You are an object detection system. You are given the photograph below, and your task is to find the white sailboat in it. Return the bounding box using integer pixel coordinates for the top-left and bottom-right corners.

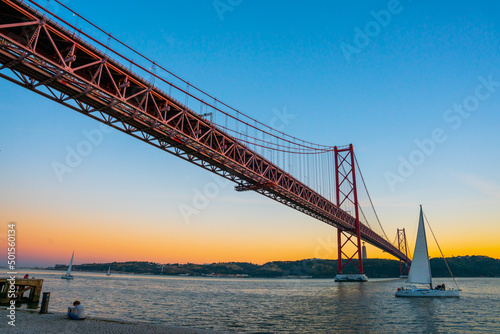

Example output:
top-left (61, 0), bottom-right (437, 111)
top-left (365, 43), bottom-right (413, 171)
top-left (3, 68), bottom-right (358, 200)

top-left (106, 266), bottom-right (111, 276)
top-left (395, 206), bottom-right (459, 297)
top-left (61, 251), bottom-right (75, 280)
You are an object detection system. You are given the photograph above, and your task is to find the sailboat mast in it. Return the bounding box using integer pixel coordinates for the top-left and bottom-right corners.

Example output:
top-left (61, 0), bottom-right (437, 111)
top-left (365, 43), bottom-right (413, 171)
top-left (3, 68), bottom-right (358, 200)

top-left (419, 206), bottom-right (433, 289)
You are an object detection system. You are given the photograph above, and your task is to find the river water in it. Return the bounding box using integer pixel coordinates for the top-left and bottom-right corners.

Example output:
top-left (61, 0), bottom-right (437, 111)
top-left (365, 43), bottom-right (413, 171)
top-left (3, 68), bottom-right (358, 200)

top-left (11, 270), bottom-right (500, 333)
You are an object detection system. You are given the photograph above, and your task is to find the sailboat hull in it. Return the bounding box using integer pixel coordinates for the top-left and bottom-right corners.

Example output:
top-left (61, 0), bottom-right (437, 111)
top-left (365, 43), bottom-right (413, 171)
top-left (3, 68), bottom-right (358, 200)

top-left (395, 288), bottom-right (459, 297)
top-left (61, 275), bottom-right (74, 280)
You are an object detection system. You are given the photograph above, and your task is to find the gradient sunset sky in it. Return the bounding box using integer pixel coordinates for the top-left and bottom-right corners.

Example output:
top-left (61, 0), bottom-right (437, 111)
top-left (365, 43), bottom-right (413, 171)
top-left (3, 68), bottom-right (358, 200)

top-left (1, 0), bottom-right (499, 267)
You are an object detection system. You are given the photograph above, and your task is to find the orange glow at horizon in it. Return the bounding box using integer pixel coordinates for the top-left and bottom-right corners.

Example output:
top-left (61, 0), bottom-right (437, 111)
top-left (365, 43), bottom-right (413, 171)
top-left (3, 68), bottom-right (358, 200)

top-left (8, 210), bottom-right (500, 267)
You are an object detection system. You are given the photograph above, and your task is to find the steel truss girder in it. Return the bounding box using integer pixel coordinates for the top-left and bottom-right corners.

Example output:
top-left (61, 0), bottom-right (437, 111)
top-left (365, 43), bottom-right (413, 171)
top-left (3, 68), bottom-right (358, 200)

top-left (0, 0), bottom-right (409, 263)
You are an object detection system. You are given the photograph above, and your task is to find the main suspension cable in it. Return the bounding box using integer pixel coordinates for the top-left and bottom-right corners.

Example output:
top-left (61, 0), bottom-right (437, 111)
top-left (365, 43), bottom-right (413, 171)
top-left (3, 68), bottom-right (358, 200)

top-left (37, 0), bottom-right (335, 151)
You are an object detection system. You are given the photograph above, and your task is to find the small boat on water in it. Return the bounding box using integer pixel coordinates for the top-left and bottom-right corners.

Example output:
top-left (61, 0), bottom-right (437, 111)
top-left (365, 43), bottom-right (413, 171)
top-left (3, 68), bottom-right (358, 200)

top-left (61, 251), bottom-right (75, 280)
top-left (395, 206), bottom-right (460, 298)
top-left (106, 267), bottom-right (111, 276)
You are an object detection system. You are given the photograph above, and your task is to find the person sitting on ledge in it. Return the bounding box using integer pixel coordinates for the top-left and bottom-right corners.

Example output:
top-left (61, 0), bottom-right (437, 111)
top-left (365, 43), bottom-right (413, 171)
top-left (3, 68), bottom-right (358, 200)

top-left (24, 274), bottom-right (29, 278)
top-left (67, 300), bottom-right (86, 320)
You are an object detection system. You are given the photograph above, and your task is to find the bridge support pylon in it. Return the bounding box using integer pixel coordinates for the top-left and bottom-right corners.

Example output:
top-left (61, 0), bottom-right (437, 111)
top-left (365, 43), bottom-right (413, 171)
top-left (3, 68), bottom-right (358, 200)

top-left (334, 144), bottom-right (367, 282)
top-left (397, 228), bottom-right (410, 278)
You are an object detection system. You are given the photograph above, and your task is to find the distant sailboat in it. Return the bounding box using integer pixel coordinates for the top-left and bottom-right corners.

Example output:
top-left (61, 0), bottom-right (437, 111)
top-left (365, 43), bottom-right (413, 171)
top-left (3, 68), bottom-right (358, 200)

top-left (395, 206), bottom-right (459, 297)
top-left (106, 266), bottom-right (111, 276)
top-left (61, 251), bottom-right (75, 280)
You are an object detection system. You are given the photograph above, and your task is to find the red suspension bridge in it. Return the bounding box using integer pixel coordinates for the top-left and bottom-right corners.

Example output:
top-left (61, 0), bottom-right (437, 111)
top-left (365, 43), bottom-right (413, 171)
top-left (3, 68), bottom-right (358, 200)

top-left (0, 0), bottom-right (410, 278)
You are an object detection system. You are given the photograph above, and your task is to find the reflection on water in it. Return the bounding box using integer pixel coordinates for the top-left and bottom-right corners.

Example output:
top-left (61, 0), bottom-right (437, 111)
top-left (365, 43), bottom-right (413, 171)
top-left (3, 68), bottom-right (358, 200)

top-left (9, 270), bottom-right (500, 333)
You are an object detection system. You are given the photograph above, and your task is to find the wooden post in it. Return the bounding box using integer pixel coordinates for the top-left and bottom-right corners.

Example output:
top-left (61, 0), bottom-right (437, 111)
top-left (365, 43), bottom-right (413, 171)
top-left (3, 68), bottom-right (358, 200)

top-left (39, 292), bottom-right (50, 314)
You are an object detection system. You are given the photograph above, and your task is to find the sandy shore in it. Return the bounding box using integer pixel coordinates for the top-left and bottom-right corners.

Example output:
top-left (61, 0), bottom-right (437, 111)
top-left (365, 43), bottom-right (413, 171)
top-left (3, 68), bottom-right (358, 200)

top-left (0, 309), bottom-right (232, 334)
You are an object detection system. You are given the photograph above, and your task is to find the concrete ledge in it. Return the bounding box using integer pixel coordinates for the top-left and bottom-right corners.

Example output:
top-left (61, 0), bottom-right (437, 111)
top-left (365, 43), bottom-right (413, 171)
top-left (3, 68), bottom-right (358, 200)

top-left (0, 309), bottom-right (232, 333)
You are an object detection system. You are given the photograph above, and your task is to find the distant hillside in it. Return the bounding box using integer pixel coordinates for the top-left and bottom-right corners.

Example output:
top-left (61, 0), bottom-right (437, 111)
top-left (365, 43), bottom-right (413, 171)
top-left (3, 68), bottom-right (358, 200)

top-left (430, 256), bottom-right (500, 277)
top-left (62, 256), bottom-right (499, 278)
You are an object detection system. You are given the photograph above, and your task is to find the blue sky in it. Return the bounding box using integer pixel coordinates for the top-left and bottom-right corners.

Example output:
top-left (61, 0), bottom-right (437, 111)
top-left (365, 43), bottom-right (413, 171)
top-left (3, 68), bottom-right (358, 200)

top-left (1, 0), bottom-right (499, 266)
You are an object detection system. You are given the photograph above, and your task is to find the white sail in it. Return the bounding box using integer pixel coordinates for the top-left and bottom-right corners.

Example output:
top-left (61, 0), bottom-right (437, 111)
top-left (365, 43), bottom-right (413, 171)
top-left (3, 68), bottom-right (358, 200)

top-left (66, 251), bottom-right (74, 276)
top-left (406, 206), bottom-right (432, 285)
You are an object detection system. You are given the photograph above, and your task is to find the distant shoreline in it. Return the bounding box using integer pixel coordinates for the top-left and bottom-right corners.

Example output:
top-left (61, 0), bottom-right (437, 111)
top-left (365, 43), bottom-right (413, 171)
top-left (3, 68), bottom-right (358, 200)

top-left (10, 256), bottom-right (500, 279)
top-left (10, 268), bottom-right (500, 280)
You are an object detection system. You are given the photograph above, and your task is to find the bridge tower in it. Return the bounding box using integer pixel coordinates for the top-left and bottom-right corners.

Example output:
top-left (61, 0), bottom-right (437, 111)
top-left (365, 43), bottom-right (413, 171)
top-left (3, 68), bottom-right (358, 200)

top-left (334, 144), bottom-right (367, 282)
top-left (397, 228), bottom-right (410, 277)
